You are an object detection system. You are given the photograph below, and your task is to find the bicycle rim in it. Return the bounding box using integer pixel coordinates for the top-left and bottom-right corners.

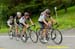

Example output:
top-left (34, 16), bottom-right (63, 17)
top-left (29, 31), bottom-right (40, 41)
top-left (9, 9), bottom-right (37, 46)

top-left (30, 30), bottom-right (38, 43)
top-left (51, 29), bottom-right (63, 45)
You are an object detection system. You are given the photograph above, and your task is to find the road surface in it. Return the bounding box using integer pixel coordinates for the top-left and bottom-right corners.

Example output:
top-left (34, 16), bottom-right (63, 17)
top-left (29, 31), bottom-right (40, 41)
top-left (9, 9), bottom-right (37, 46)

top-left (0, 28), bottom-right (75, 49)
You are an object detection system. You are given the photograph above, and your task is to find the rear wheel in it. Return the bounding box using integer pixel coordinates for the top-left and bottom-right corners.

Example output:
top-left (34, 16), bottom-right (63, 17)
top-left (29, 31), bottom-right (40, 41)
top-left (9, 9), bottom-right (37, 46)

top-left (39, 30), bottom-right (48, 44)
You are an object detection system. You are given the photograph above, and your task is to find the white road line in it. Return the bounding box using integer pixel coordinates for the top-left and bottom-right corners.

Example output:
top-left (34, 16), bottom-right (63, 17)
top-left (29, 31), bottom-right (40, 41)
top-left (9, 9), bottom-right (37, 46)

top-left (63, 36), bottom-right (75, 37)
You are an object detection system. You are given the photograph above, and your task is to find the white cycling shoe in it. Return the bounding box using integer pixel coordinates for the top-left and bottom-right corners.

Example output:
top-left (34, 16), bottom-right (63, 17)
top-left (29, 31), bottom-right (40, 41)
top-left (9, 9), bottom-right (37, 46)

top-left (22, 37), bottom-right (26, 41)
top-left (41, 38), bottom-right (48, 43)
top-left (16, 37), bottom-right (20, 41)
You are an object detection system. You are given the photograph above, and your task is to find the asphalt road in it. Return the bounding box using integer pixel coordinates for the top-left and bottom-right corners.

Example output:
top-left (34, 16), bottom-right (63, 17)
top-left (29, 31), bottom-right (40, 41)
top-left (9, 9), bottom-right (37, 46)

top-left (0, 28), bottom-right (75, 49)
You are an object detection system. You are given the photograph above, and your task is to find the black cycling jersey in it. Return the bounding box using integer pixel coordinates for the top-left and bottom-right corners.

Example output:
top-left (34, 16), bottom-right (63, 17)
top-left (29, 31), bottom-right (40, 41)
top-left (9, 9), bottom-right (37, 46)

top-left (15, 16), bottom-right (20, 24)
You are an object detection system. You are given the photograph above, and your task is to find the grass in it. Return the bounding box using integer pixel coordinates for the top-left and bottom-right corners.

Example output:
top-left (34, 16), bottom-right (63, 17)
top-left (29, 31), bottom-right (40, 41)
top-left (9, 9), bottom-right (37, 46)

top-left (0, 6), bottom-right (75, 33)
top-left (56, 6), bottom-right (75, 29)
top-left (0, 27), bottom-right (8, 34)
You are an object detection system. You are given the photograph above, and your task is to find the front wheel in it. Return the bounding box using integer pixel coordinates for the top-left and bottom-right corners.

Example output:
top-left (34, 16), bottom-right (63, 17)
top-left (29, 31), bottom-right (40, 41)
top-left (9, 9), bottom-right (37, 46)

top-left (51, 29), bottom-right (63, 45)
top-left (30, 30), bottom-right (38, 43)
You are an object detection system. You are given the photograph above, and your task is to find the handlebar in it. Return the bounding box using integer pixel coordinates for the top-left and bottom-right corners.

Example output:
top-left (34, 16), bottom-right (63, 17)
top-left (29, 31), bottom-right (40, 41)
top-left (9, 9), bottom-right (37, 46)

top-left (27, 24), bottom-right (36, 29)
top-left (48, 23), bottom-right (59, 29)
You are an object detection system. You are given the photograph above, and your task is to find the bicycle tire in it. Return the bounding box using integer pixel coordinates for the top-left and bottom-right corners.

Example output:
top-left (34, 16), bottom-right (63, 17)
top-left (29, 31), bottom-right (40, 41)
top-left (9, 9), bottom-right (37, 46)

top-left (29, 30), bottom-right (38, 43)
top-left (38, 29), bottom-right (48, 44)
top-left (51, 29), bottom-right (63, 45)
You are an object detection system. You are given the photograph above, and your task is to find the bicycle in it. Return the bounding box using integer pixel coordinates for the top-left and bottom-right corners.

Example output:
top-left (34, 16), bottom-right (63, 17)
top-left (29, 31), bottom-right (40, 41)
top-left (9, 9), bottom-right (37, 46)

top-left (8, 25), bottom-right (15, 39)
top-left (36, 24), bottom-right (63, 45)
top-left (8, 24), bottom-right (23, 41)
top-left (21, 25), bottom-right (38, 43)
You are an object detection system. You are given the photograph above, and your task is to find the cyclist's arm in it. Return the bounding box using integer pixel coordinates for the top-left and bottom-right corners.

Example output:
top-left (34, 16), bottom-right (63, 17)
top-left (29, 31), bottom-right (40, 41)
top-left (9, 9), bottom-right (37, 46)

top-left (43, 19), bottom-right (48, 26)
top-left (20, 19), bottom-right (27, 27)
top-left (14, 18), bottom-right (17, 25)
top-left (50, 17), bottom-right (57, 24)
top-left (22, 22), bottom-right (28, 27)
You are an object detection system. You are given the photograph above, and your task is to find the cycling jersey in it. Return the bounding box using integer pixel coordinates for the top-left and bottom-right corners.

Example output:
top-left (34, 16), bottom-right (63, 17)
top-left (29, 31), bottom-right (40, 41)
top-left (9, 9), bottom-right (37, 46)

top-left (7, 19), bottom-right (14, 27)
top-left (38, 14), bottom-right (46, 22)
top-left (15, 16), bottom-right (21, 24)
top-left (19, 16), bottom-right (26, 24)
top-left (19, 16), bottom-right (31, 25)
top-left (38, 12), bottom-right (48, 28)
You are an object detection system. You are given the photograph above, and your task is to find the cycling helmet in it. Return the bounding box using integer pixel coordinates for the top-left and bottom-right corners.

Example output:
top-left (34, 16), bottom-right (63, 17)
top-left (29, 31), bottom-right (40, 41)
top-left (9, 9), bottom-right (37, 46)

top-left (24, 12), bottom-right (30, 16)
top-left (45, 9), bottom-right (51, 15)
top-left (17, 12), bottom-right (21, 16)
top-left (9, 16), bottom-right (13, 19)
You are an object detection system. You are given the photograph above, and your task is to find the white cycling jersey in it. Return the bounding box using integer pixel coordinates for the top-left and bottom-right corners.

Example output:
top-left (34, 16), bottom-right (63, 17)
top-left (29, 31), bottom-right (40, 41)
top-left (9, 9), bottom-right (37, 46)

top-left (19, 16), bottom-right (26, 24)
top-left (7, 19), bottom-right (13, 27)
top-left (7, 19), bottom-right (13, 24)
top-left (38, 13), bottom-right (46, 22)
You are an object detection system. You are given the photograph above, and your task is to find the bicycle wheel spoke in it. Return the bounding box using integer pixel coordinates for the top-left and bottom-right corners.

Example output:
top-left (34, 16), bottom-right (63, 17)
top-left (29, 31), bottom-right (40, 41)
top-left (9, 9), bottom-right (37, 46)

top-left (30, 30), bottom-right (38, 43)
top-left (51, 29), bottom-right (63, 45)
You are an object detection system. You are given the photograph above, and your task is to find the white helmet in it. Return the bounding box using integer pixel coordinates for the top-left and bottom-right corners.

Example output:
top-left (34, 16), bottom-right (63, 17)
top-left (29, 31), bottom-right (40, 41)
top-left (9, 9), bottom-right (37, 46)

top-left (17, 12), bottom-right (21, 16)
top-left (9, 16), bottom-right (13, 19)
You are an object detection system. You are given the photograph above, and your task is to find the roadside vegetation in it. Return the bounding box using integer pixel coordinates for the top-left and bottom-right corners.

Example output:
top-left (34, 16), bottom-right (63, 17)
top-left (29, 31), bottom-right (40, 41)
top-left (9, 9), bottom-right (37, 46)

top-left (0, 6), bottom-right (75, 33)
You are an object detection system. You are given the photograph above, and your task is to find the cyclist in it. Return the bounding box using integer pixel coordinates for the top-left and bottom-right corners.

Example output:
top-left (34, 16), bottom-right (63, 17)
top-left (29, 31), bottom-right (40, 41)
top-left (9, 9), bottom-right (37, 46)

top-left (19, 12), bottom-right (34, 38)
top-left (38, 9), bottom-right (57, 42)
top-left (14, 12), bottom-right (22, 39)
top-left (7, 16), bottom-right (14, 32)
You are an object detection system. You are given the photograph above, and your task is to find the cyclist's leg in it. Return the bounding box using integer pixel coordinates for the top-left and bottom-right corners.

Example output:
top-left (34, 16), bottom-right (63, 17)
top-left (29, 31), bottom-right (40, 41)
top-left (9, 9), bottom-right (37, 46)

top-left (15, 24), bottom-right (19, 36)
top-left (42, 24), bottom-right (47, 38)
top-left (22, 25), bottom-right (26, 36)
top-left (38, 22), bottom-right (44, 32)
top-left (39, 22), bottom-right (45, 38)
top-left (8, 23), bottom-right (13, 32)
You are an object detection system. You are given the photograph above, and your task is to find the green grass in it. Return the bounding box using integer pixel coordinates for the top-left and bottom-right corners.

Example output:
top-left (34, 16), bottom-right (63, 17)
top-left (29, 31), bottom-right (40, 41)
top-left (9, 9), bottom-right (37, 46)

top-left (56, 6), bottom-right (75, 29)
top-left (0, 27), bottom-right (8, 33)
top-left (0, 6), bottom-right (75, 33)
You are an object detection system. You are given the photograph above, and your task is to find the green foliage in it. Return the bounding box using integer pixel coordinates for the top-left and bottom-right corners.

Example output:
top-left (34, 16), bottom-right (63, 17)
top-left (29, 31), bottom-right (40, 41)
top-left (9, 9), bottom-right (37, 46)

top-left (0, 4), bottom-right (8, 28)
top-left (0, 0), bottom-right (75, 30)
top-left (56, 6), bottom-right (75, 29)
top-left (0, 6), bottom-right (75, 33)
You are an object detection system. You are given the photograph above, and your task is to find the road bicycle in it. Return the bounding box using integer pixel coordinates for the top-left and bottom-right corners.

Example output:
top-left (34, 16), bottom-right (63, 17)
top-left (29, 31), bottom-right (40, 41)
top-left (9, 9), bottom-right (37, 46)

top-left (36, 24), bottom-right (63, 45)
top-left (8, 25), bottom-right (16, 39)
